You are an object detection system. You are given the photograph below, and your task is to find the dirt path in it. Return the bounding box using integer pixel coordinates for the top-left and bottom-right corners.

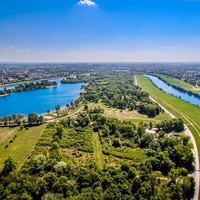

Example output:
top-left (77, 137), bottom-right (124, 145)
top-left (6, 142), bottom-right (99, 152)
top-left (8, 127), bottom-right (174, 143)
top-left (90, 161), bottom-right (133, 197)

top-left (47, 106), bottom-right (84, 123)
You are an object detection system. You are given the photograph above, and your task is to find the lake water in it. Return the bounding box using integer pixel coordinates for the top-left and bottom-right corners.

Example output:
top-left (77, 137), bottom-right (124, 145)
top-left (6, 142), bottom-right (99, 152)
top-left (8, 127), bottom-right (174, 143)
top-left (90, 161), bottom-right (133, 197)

top-left (0, 78), bottom-right (84, 116)
top-left (146, 75), bottom-right (200, 107)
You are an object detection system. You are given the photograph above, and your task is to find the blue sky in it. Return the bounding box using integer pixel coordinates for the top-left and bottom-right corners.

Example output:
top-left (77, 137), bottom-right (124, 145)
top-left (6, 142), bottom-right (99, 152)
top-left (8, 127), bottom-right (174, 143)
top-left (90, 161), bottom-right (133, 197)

top-left (0, 0), bottom-right (200, 62)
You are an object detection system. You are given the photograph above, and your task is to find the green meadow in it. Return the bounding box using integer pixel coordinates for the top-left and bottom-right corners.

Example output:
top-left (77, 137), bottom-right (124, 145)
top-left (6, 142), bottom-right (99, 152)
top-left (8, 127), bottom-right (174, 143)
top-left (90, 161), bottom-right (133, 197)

top-left (0, 124), bottom-right (45, 170)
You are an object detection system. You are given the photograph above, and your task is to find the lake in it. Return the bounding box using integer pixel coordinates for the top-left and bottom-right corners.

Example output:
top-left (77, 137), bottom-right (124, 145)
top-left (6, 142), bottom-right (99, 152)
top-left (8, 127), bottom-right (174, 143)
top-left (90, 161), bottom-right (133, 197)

top-left (0, 78), bottom-right (84, 116)
top-left (146, 75), bottom-right (200, 107)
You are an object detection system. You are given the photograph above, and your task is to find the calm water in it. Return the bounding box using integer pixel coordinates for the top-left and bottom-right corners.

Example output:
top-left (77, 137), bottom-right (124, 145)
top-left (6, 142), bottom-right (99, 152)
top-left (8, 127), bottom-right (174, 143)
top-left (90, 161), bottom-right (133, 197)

top-left (0, 78), bottom-right (83, 116)
top-left (146, 75), bottom-right (200, 107)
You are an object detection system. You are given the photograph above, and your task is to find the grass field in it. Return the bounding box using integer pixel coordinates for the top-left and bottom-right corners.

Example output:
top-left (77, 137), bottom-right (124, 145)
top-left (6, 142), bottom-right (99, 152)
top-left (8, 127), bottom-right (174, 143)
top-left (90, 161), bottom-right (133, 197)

top-left (156, 74), bottom-right (200, 94)
top-left (93, 132), bottom-right (105, 169)
top-left (0, 124), bottom-right (45, 170)
top-left (137, 75), bottom-right (200, 159)
top-left (88, 102), bottom-right (169, 125)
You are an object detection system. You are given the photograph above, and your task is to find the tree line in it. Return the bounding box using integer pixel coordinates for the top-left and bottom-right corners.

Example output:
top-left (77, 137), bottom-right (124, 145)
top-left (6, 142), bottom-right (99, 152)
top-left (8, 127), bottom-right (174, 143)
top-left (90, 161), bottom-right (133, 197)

top-left (0, 113), bottom-right (44, 126)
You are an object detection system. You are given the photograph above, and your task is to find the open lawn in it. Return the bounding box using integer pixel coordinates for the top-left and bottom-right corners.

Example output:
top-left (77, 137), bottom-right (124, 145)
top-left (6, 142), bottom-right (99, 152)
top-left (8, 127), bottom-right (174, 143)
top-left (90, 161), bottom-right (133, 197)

top-left (93, 132), bottom-right (105, 169)
top-left (156, 74), bottom-right (200, 94)
top-left (0, 124), bottom-right (45, 170)
top-left (137, 75), bottom-right (200, 159)
top-left (88, 102), bottom-right (169, 125)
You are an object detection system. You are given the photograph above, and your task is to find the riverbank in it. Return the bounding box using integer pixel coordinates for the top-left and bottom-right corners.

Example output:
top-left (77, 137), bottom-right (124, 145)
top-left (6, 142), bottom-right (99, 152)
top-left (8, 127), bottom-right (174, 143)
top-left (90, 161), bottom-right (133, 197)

top-left (153, 74), bottom-right (200, 96)
top-left (146, 74), bottom-right (200, 107)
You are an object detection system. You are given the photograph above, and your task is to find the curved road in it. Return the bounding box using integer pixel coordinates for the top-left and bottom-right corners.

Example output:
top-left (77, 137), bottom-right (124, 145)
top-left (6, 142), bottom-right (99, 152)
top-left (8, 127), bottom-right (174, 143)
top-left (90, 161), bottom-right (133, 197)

top-left (134, 75), bottom-right (199, 200)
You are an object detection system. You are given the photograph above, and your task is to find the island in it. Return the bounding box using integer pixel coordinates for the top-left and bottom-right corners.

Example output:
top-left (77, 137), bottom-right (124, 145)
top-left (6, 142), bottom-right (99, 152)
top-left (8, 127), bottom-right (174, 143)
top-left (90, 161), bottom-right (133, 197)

top-left (0, 89), bottom-right (11, 97)
top-left (13, 80), bottom-right (57, 92)
top-left (0, 80), bottom-right (57, 97)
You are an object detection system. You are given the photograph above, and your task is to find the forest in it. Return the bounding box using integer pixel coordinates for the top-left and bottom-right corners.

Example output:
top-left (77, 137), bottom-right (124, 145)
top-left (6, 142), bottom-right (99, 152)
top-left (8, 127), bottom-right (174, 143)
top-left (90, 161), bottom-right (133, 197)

top-left (0, 112), bottom-right (194, 199)
top-left (0, 71), bottom-right (195, 200)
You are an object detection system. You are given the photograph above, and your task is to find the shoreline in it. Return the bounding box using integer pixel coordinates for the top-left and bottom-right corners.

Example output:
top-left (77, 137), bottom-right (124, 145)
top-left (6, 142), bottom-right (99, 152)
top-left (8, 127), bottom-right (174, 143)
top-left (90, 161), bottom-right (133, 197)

top-left (0, 93), bottom-right (10, 97)
top-left (0, 81), bottom-right (85, 118)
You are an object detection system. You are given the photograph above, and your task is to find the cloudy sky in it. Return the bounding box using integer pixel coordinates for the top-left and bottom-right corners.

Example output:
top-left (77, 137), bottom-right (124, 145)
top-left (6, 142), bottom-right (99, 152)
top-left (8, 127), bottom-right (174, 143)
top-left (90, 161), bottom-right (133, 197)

top-left (0, 0), bottom-right (200, 62)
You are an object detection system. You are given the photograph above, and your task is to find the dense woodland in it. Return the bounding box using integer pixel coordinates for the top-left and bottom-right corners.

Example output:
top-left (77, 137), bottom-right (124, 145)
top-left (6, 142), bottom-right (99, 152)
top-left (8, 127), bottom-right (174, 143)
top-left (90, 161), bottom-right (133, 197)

top-left (0, 72), bottom-right (195, 199)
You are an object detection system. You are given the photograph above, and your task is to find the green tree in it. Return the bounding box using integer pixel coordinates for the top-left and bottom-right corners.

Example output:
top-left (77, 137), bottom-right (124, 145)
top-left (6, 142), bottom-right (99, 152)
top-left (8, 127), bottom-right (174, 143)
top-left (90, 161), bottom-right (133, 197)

top-left (55, 105), bottom-right (61, 112)
top-left (84, 104), bottom-right (89, 111)
top-left (149, 122), bottom-right (153, 129)
top-left (182, 176), bottom-right (195, 200)
top-left (39, 115), bottom-right (44, 123)
top-left (2, 156), bottom-right (17, 174)
top-left (102, 126), bottom-right (109, 137)
top-left (47, 108), bottom-right (51, 114)
top-left (51, 142), bottom-right (60, 150)
top-left (28, 113), bottom-right (39, 124)
top-left (112, 138), bottom-right (121, 147)
top-left (55, 126), bottom-right (63, 139)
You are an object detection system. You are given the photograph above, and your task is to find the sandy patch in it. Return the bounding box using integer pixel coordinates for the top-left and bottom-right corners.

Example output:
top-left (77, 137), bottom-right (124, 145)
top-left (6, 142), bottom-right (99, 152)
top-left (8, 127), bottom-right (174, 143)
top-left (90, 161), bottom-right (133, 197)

top-left (0, 128), bottom-right (16, 145)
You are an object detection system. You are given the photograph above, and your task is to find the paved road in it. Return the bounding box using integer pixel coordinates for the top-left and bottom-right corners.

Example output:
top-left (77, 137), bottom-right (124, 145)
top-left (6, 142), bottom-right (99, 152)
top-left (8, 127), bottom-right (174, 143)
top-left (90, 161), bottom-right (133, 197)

top-left (135, 75), bottom-right (199, 200)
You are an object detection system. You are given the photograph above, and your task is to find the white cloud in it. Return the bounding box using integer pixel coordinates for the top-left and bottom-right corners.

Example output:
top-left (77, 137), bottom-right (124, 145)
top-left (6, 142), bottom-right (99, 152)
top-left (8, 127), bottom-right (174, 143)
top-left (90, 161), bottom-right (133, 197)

top-left (148, 50), bottom-right (157, 53)
top-left (62, 52), bottom-right (70, 55)
top-left (78, 0), bottom-right (96, 6)
top-left (23, 50), bottom-right (30, 53)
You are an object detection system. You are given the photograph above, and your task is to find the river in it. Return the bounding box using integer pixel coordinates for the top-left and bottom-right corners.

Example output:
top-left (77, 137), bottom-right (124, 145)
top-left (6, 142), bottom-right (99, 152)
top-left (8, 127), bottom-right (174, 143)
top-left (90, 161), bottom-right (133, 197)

top-left (0, 78), bottom-right (84, 116)
top-left (146, 75), bottom-right (200, 107)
